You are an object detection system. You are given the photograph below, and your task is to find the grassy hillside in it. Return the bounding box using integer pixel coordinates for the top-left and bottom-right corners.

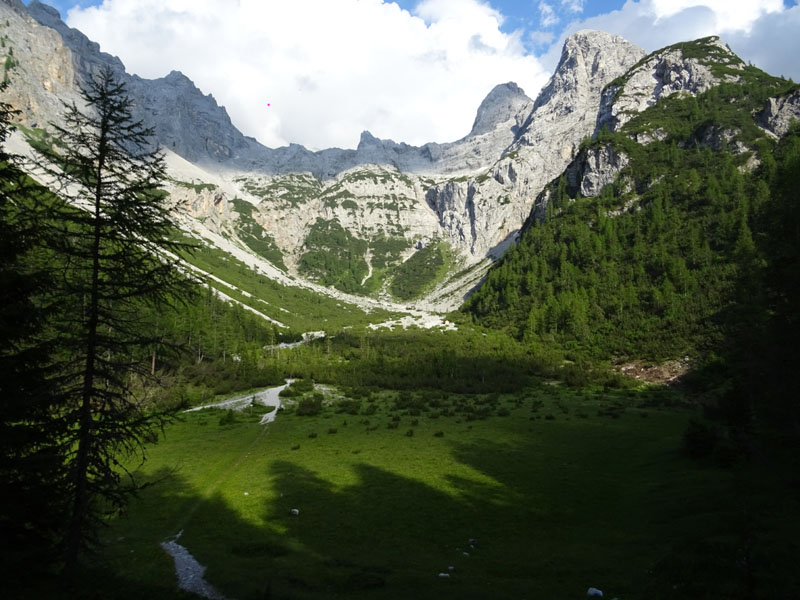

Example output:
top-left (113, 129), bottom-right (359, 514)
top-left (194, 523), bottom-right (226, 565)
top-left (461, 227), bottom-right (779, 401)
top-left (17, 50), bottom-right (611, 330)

top-left (177, 237), bottom-right (399, 332)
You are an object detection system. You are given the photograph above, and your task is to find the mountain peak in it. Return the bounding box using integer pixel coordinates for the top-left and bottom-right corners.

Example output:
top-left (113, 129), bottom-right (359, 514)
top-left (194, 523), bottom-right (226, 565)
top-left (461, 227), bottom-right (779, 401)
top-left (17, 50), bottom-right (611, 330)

top-left (469, 82), bottom-right (531, 137)
top-left (533, 29), bottom-right (645, 112)
top-left (358, 130), bottom-right (380, 148)
top-left (25, 0), bottom-right (60, 22)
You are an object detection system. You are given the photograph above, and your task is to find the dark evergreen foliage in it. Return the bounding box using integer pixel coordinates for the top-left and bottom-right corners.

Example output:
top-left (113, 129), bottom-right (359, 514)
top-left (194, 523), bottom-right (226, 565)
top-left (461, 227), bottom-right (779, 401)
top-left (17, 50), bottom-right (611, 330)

top-left (29, 67), bottom-right (197, 566)
top-left (0, 85), bottom-right (69, 578)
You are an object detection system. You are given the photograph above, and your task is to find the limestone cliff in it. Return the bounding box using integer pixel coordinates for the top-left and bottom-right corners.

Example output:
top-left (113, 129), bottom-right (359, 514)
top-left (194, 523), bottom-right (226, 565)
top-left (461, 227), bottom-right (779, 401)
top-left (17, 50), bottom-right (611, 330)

top-left (425, 30), bottom-right (646, 258)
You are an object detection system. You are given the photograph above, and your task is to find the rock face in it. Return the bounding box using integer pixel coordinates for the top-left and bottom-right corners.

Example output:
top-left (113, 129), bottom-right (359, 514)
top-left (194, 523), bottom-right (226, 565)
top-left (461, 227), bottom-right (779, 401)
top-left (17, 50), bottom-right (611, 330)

top-left (758, 90), bottom-right (800, 138)
top-left (570, 145), bottom-right (630, 197)
top-left (23, 0), bottom-right (261, 166)
top-left (425, 30), bottom-right (646, 257)
top-left (230, 165), bottom-right (441, 273)
top-left (596, 36), bottom-right (743, 133)
top-left (348, 82), bottom-right (534, 176)
top-left (0, 0), bottom-right (80, 129)
top-left (469, 82), bottom-right (532, 137)
top-left (127, 70), bottom-right (253, 163)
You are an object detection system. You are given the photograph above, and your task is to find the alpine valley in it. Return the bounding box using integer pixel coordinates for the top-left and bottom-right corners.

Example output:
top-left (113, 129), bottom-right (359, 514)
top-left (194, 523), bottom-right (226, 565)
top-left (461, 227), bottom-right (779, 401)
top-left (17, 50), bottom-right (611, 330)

top-left (2, 0), bottom-right (799, 599)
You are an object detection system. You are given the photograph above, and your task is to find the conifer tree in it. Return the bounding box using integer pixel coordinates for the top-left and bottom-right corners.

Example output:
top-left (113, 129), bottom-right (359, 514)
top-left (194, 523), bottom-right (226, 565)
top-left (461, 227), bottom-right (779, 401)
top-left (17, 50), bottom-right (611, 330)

top-left (31, 66), bottom-right (194, 567)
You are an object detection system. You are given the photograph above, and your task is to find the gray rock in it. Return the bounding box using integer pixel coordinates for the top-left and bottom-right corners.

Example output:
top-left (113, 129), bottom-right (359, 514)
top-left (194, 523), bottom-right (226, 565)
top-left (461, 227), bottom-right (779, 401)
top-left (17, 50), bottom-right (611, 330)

top-left (596, 36), bottom-right (742, 134)
top-left (426, 30), bottom-right (644, 257)
top-left (757, 90), bottom-right (800, 138)
top-left (572, 145), bottom-right (630, 197)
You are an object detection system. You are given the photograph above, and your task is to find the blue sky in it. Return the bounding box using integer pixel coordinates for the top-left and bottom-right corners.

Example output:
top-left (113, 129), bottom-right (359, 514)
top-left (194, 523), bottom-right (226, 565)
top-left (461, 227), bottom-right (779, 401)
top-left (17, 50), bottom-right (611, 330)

top-left (25, 1), bottom-right (800, 149)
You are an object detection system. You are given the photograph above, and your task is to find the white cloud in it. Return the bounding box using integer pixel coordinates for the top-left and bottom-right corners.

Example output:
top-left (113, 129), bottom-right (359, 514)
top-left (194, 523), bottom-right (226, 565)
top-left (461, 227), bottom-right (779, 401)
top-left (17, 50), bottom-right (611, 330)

top-left (649, 0), bottom-right (783, 31)
top-left (537, 0), bottom-right (797, 80)
top-left (561, 0), bottom-right (585, 13)
top-left (724, 4), bottom-right (800, 81)
top-left (538, 2), bottom-right (559, 27)
top-left (528, 29), bottom-right (556, 47)
top-left (66, 0), bottom-right (549, 150)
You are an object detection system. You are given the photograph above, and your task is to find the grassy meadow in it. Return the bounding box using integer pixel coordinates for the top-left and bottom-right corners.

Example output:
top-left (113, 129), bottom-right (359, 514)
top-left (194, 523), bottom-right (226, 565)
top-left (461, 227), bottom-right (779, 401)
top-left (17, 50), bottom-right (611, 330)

top-left (28, 380), bottom-right (790, 600)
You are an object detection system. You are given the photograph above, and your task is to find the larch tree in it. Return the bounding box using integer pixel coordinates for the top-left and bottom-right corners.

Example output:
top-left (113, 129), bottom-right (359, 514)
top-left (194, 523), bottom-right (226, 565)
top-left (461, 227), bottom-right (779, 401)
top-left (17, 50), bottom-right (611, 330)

top-left (31, 66), bottom-right (195, 568)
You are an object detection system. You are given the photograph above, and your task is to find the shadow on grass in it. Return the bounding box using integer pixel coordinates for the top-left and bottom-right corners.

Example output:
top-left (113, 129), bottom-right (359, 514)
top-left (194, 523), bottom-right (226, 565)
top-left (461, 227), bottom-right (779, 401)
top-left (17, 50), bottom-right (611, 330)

top-left (14, 394), bottom-right (799, 600)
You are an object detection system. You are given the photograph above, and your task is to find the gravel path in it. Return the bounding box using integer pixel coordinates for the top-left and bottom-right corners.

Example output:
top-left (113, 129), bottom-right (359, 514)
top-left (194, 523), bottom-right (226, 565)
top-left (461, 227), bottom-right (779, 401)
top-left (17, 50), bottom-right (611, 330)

top-left (161, 531), bottom-right (228, 600)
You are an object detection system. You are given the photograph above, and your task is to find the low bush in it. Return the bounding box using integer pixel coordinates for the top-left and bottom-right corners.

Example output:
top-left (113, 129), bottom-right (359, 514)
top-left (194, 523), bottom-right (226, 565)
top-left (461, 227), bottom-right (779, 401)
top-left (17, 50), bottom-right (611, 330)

top-left (218, 409), bottom-right (237, 426)
top-left (296, 397), bottom-right (323, 416)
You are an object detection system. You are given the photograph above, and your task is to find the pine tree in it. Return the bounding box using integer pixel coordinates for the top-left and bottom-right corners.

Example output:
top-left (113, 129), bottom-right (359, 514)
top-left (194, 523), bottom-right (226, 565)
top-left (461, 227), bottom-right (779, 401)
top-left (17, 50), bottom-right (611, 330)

top-left (31, 66), bottom-right (195, 568)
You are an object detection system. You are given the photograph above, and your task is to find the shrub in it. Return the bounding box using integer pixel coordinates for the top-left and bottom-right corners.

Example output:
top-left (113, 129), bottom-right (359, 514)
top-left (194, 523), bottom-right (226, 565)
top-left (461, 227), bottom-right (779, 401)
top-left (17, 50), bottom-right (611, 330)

top-left (433, 431), bottom-right (444, 437)
top-left (218, 409), bottom-right (237, 426)
top-left (405, 429), bottom-right (414, 437)
top-left (336, 399), bottom-right (362, 415)
top-left (562, 364), bottom-right (590, 387)
top-left (281, 379), bottom-right (314, 398)
top-left (296, 397), bottom-right (323, 416)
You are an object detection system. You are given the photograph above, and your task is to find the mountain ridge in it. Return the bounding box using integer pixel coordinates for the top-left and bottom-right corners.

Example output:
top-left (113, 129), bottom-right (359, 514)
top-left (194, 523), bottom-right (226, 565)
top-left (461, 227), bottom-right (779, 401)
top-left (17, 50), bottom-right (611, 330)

top-left (5, 0), bottom-right (784, 318)
top-left (20, 0), bottom-right (535, 178)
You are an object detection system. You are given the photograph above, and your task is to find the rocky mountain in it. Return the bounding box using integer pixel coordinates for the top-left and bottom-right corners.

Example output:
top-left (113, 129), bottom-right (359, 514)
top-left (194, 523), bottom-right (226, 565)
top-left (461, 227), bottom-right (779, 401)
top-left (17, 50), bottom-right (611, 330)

top-left (464, 32), bottom-right (799, 360)
top-left (17, 0), bottom-right (535, 179)
top-left (424, 30), bottom-right (645, 260)
top-left (531, 36), bottom-right (758, 221)
top-left (5, 0), bottom-right (786, 319)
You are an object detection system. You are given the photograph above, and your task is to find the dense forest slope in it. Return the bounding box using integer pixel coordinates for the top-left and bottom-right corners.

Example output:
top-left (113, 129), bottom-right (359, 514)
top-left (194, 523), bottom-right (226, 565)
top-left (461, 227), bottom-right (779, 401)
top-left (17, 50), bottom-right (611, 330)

top-left (463, 37), bottom-right (800, 427)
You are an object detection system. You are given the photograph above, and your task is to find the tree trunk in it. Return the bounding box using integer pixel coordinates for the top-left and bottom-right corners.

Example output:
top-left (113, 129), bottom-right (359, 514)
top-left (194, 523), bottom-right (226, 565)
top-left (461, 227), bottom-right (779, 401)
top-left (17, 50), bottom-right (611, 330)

top-left (65, 120), bottom-right (107, 570)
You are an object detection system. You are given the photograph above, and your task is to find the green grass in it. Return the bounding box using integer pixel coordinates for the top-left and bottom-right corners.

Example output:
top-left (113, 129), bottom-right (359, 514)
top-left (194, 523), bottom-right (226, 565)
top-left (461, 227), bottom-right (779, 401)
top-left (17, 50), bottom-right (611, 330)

top-left (299, 218), bottom-right (370, 293)
top-left (77, 384), bottom-right (770, 600)
top-left (167, 177), bottom-right (218, 193)
top-left (229, 197), bottom-right (287, 270)
top-left (390, 241), bottom-right (453, 301)
top-left (236, 173), bottom-right (322, 207)
top-left (176, 239), bottom-right (399, 331)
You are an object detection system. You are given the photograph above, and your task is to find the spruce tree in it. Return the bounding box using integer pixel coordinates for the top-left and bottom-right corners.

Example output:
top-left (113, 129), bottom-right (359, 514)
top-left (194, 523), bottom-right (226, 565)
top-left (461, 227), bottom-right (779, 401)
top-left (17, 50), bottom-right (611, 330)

top-left (31, 66), bottom-right (194, 567)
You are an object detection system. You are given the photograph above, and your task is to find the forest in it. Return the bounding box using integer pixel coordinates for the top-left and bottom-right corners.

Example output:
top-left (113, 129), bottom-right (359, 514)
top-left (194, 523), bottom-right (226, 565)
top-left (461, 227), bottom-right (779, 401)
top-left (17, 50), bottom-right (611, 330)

top-left (464, 69), bottom-right (800, 435)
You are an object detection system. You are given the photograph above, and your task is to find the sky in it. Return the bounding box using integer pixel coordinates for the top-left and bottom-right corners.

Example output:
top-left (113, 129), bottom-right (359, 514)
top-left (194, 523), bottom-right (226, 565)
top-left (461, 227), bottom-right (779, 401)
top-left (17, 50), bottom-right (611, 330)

top-left (27, 0), bottom-right (800, 150)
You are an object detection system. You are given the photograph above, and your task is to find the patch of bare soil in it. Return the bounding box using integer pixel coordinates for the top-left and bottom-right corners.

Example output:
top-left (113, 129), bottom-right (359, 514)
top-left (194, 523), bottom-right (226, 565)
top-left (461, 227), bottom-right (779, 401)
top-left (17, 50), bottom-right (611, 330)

top-left (615, 357), bottom-right (691, 385)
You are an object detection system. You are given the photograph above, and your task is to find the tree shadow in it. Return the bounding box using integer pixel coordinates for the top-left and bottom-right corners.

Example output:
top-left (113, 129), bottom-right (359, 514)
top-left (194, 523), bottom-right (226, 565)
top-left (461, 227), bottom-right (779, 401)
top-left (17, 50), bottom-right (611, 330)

top-left (261, 459), bottom-right (536, 599)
